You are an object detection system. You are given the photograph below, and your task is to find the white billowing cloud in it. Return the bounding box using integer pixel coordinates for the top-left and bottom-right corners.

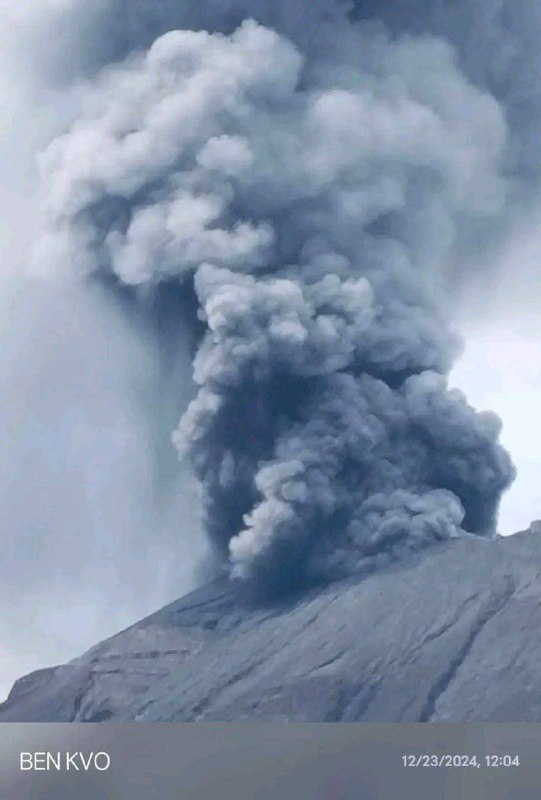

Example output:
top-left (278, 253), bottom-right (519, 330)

top-left (35, 20), bottom-right (507, 288)
top-left (30, 12), bottom-right (516, 597)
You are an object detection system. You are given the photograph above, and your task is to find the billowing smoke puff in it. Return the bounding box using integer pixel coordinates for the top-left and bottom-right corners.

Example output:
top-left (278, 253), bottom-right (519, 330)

top-left (34, 5), bottom-right (515, 595)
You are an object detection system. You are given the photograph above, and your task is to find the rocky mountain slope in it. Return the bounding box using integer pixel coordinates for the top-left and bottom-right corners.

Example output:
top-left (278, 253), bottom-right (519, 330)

top-left (3, 526), bottom-right (541, 722)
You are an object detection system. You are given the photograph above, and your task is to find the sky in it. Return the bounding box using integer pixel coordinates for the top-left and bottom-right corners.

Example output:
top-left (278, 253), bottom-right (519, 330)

top-left (0, 0), bottom-right (540, 702)
top-left (0, 1), bottom-right (208, 701)
top-left (453, 331), bottom-right (541, 535)
top-left (451, 203), bottom-right (541, 535)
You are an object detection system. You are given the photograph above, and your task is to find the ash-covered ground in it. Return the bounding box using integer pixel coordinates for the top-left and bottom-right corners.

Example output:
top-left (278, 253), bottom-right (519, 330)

top-left (3, 523), bottom-right (541, 723)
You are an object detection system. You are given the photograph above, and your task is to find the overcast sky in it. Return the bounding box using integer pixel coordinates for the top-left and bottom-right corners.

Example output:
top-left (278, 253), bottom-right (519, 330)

top-left (451, 203), bottom-right (541, 535)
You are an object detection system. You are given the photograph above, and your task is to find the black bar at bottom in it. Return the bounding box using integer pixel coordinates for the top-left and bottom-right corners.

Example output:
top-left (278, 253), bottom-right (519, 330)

top-left (1, 723), bottom-right (541, 799)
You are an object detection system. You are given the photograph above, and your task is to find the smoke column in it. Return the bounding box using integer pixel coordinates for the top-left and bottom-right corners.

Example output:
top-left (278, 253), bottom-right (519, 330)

top-left (27, 0), bottom-right (520, 598)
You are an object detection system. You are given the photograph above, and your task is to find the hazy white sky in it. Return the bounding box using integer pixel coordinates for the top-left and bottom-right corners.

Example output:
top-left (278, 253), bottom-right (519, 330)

top-left (452, 206), bottom-right (541, 535)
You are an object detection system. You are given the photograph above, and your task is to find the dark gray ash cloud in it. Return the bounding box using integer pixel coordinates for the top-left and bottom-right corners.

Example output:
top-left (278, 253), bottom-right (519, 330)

top-left (26, 0), bottom-right (526, 597)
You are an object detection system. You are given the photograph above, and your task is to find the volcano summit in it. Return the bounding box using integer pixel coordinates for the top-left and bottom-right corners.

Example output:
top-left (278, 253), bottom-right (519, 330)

top-left (3, 524), bottom-right (541, 723)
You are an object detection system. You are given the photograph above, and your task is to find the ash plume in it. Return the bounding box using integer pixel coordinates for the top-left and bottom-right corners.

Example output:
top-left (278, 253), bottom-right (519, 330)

top-left (33, 1), bottom-right (517, 595)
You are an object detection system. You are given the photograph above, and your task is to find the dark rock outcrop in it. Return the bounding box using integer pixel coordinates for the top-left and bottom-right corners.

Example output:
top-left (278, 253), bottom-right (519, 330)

top-left (3, 526), bottom-right (541, 722)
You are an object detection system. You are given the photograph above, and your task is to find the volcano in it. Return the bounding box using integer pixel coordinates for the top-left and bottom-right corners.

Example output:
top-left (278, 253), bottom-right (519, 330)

top-left (2, 523), bottom-right (541, 723)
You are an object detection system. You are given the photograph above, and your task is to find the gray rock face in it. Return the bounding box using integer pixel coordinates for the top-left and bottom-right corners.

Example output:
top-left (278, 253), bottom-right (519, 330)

top-left (3, 527), bottom-right (541, 722)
